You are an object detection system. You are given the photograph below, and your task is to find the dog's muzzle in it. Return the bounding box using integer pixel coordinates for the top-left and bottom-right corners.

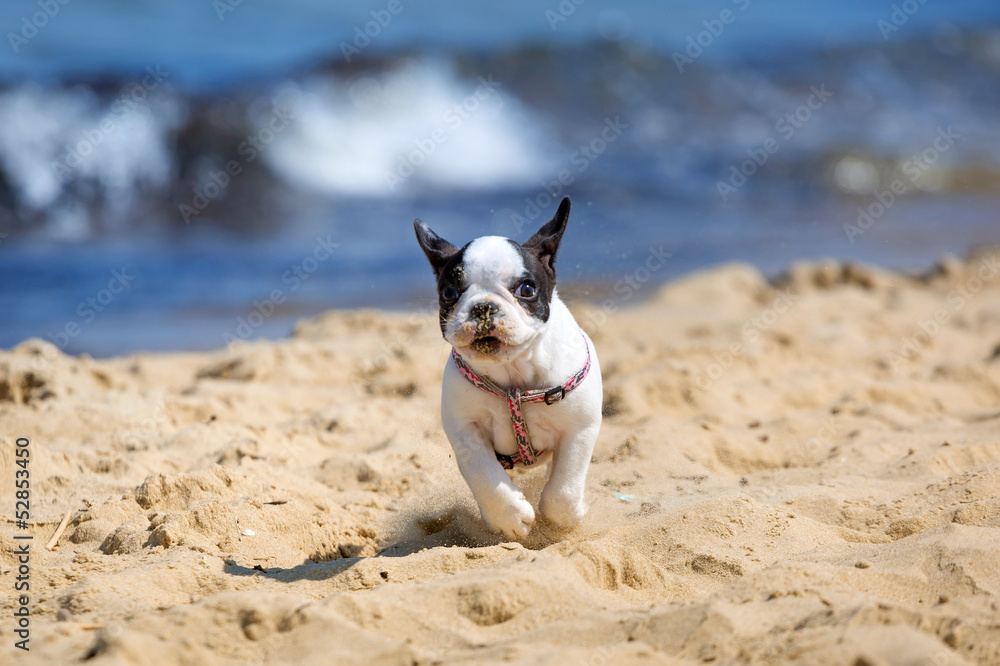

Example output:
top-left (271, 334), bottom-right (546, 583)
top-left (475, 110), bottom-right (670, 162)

top-left (463, 300), bottom-right (508, 354)
top-left (469, 301), bottom-right (501, 332)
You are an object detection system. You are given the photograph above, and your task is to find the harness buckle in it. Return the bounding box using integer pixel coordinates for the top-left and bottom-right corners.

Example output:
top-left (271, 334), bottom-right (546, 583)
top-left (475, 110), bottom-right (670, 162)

top-left (544, 386), bottom-right (566, 405)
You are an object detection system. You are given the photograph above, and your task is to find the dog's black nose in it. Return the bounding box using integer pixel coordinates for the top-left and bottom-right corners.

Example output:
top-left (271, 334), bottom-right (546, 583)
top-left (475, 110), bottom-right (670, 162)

top-left (470, 301), bottom-right (501, 324)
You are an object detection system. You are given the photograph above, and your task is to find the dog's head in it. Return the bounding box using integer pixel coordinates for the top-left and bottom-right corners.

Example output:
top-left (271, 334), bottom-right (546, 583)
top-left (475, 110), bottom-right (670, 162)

top-left (414, 197), bottom-right (571, 363)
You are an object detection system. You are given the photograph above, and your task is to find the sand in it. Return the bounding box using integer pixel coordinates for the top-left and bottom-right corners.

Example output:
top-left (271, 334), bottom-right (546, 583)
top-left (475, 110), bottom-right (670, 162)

top-left (2, 250), bottom-right (1000, 665)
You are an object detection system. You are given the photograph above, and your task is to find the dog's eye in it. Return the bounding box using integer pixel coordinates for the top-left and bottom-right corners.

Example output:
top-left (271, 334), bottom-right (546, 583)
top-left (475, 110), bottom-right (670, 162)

top-left (441, 286), bottom-right (460, 303)
top-left (514, 281), bottom-right (537, 300)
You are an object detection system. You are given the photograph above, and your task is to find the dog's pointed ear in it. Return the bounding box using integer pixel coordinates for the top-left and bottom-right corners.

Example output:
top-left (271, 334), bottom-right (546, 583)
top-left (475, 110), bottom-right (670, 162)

top-left (523, 196), bottom-right (570, 275)
top-left (414, 219), bottom-right (459, 276)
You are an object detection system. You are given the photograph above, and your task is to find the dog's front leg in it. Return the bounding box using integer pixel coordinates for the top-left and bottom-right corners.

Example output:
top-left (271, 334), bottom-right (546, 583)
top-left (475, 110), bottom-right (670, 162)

top-left (447, 423), bottom-right (535, 539)
top-left (540, 423), bottom-right (600, 529)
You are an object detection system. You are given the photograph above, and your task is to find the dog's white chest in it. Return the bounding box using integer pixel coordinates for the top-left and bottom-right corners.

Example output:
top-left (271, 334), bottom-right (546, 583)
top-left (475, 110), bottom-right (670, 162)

top-left (475, 398), bottom-right (565, 457)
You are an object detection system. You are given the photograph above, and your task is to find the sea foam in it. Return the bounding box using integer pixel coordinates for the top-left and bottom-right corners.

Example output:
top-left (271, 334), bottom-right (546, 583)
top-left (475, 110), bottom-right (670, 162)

top-left (263, 60), bottom-right (558, 196)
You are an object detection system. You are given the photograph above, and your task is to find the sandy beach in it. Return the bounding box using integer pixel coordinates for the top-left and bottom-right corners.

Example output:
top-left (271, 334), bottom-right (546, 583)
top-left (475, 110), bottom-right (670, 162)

top-left (2, 250), bottom-right (1000, 665)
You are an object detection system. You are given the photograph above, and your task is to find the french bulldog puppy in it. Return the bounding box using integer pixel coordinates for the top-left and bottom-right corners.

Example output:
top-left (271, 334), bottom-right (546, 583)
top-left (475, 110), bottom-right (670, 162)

top-left (414, 197), bottom-right (602, 539)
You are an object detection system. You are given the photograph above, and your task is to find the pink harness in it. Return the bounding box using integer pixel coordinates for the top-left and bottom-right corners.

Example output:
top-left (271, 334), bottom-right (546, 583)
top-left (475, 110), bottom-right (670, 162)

top-left (451, 334), bottom-right (592, 469)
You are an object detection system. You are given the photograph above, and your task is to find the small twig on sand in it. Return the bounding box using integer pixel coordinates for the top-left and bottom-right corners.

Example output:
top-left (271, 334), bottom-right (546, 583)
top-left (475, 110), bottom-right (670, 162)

top-left (45, 511), bottom-right (72, 551)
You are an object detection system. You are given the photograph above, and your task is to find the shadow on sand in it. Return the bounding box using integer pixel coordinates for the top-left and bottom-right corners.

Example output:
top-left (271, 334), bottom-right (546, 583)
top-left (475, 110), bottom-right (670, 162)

top-left (223, 502), bottom-right (571, 583)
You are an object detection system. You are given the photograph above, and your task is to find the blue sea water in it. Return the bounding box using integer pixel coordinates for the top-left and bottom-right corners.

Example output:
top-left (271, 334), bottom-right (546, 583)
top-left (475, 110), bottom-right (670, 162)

top-left (2, 1), bottom-right (1000, 355)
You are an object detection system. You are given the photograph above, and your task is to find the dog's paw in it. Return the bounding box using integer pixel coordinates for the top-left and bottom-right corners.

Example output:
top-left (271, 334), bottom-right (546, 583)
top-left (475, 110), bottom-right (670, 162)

top-left (479, 488), bottom-right (535, 540)
top-left (540, 490), bottom-right (589, 529)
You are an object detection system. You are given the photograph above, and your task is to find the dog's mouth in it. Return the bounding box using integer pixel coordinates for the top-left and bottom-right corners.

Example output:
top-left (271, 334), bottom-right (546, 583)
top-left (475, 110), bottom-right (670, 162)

top-left (449, 316), bottom-right (527, 359)
top-left (469, 334), bottom-right (504, 355)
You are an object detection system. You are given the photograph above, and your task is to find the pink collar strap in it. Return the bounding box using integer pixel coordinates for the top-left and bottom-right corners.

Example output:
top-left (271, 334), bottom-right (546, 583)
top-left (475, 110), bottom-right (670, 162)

top-left (451, 333), bottom-right (592, 469)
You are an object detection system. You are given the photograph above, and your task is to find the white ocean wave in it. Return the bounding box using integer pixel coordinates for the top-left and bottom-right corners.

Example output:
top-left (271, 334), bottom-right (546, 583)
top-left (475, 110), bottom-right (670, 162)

top-left (0, 82), bottom-right (183, 238)
top-left (263, 59), bottom-right (559, 196)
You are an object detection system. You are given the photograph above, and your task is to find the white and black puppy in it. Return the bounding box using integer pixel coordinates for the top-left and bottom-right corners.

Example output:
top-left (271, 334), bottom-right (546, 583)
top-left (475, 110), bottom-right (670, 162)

top-left (414, 197), bottom-right (602, 539)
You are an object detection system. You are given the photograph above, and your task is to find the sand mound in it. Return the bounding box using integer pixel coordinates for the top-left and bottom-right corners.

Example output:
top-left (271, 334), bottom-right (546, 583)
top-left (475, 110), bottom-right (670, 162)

top-left (2, 251), bottom-right (999, 664)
